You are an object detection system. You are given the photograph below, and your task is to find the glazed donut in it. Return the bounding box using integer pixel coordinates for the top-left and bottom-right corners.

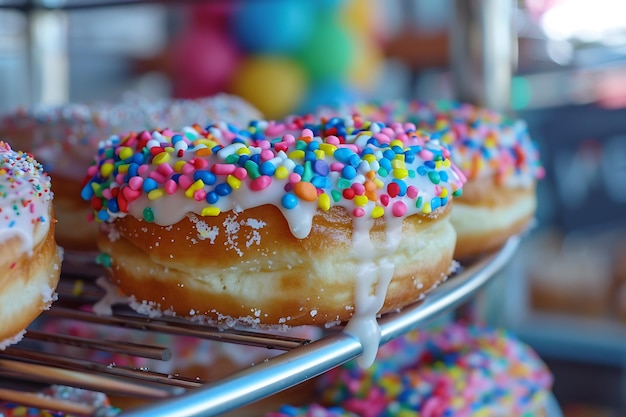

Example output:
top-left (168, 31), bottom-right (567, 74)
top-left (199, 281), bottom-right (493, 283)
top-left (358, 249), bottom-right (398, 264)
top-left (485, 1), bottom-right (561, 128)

top-left (319, 101), bottom-right (543, 259)
top-left (0, 141), bottom-right (61, 348)
top-left (83, 116), bottom-right (465, 365)
top-left (267, 323), bottom-right (553, 417)
top-left (0, 94), bottom-right (262, 252)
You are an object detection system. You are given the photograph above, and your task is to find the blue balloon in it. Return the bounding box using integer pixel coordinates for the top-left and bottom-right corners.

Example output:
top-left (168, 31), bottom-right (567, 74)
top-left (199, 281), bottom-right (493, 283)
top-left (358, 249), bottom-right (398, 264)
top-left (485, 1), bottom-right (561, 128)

top-left (231, 0), bottom-right (315, 54)
top-left (298, 81), bottom-right (360, 114)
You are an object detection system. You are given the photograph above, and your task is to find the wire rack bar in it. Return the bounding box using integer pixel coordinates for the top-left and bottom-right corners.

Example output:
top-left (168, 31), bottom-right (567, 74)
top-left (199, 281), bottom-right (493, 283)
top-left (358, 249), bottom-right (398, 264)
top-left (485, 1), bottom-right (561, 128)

top-left (121, 236), bottom-right (520, 417)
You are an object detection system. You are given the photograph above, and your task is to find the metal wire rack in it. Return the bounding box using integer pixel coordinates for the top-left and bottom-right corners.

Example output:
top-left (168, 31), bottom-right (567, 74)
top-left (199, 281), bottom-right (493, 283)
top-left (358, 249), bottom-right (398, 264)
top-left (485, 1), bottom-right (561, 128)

top-left (1, 236), bottom-right (520, 417)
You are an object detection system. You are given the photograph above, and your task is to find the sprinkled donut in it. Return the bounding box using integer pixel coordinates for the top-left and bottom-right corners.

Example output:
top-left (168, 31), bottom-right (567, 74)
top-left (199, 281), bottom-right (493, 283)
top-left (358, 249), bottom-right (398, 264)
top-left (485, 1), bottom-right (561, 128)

top-left (82, 116), bottom-right (465, 365)
top-left (267, 323), bottom-right (553, 417)
top-left (0, 141), bottom-right (61, 348)
top-left (0, 94), bottom-right (262, 252)
top-left (319, 101), bottom-right (543, 259)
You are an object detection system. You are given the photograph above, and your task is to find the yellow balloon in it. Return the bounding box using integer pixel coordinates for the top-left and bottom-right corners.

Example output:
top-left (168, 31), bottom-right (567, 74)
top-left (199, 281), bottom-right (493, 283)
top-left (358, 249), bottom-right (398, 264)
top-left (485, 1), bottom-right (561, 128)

top-left (341, 0), bottom-right (378, 34)
top-left (229, 56), bottom-right (307, 120)
top-left (347, 34), bottom-right (384, 92)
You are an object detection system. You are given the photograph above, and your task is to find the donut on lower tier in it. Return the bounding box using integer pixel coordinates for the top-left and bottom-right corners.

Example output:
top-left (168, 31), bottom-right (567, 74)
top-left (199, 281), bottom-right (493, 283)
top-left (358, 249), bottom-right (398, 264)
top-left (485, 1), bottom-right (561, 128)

top-left (316, 101), bottom-right (544, 260)
top-left (266, 322), bottom-right (554, 417)
top-left (83, 117), bottom-right (466, 365)
top-left (0, 141), bottom-right (61, 348)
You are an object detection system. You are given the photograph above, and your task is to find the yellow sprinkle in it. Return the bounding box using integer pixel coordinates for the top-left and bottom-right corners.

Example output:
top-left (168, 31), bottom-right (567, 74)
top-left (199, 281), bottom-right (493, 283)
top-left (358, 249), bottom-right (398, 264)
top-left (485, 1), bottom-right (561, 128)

top-left (184, 179), bottom-right (204, 198)
top-left (152, 152), bottom-right (170, 165)
top-left (371, 206), bottom-right (385, 219)
top-left (363, 154), bottom-right (376, 163)
top-left (118, 146), bottom-right (133, 160)
top-left (440, 188), bottom-right (449, 198)
top-left (201, 207), bottom-right (220, 216)
top-left (100, 163), bottom-right (114, 177)
top-left (227, 174), bottom-right (242, 190)
top-left (422, 202), bottom-right (432, 214)
top-left (391, 159), bottom-right (406, 169)
top-left (443, 158), bottom-right (451, 167)
top-left (236, 147), bottom-right (251, 155)
top-left (148, 188), bottom-right (164, 200)
top-left (174, 160), bottom-right (186, 173)
top-left (164, 146), bottom-right (175, 153)
top-left (318, 193), bottom-right (330, 211)
top-left (390, 139), bottom-right (404, 148)
top-left (373, 178), bottom-right (384, 189)
top-left (354, 195), bottom-right (368, 207)
top-left (314, 149), bottom-right (325, 160)
top-left (0, 168), bottom-right (6, 175)
top-left (288, 150), bottom-right (305, 160)
top-left (275, 166), bottom-right (289, 180)
top-left (194, 139), bottom-right (218, 148)
top-left (117, 164), bottom-right (129, 174)
top-left (72, 280), bottom-right (84, 296)
top-left (319, 143), bottom-right (337, 156)
top-left (393, 168), bottom-right (408, 179)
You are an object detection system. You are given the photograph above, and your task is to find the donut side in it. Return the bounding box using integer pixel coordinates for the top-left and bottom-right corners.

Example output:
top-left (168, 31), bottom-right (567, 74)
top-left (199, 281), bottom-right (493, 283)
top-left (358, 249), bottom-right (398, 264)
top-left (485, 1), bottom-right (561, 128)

top-left (98, 204), bottom-right (456, 327)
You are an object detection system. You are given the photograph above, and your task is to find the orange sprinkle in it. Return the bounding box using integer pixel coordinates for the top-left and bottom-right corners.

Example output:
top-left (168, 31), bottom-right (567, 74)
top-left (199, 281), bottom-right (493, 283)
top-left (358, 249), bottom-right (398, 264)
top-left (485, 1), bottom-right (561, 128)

top-left (293, 181), bottom-right (317, 202)
top-left (195, 148), bottom-right (212, 156)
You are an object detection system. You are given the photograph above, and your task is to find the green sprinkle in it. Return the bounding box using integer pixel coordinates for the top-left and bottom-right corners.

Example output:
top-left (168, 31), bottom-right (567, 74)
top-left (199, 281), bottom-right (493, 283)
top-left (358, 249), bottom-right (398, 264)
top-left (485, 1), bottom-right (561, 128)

top-left (408, 170), bottom-right (416, 178)
top-left (453, 189), bottom-right (463, 197)
top-left (104, 149), bottom-right (115, 159)
top-left (95, 253), bottom-right (112, 268)
top-left (378, 167), bottom-right (389, 177)
top-left (143, 207), bottom-right (155, 222)
top-left (428, 171), bottom-right (441, 184)
top-left (416, 196), bottom-right (423, 208)
top-left (295, 140), bottom-right (307, 151)
top-left (244, 160), bottom-right (261, 179)
top-left (337, 178), bottom-right (352, 189)
top-left (225, 154), bottom-right (239, 164)
top-left (302, 161), bottom-right (313, 182)
top-left (331, 189), bottom-right (342, 202)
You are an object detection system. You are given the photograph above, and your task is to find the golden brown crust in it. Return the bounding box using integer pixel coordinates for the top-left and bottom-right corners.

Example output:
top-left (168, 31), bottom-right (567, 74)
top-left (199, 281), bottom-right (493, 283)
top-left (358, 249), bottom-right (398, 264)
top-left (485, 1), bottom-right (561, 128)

top-left (452, 181), bottom-right (536, 260)
top-left (99, 204), bottom-right (456, 326)
top-left (0, 219), bottom-right (61, 343)
top-left (51, 175), bottom-right (99, 251)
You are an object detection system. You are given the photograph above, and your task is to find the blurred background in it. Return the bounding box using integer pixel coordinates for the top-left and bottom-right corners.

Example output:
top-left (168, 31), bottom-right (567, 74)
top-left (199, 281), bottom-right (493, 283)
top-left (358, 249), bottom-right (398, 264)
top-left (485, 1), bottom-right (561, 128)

top-left (1, 0), bottom-right (625, 416)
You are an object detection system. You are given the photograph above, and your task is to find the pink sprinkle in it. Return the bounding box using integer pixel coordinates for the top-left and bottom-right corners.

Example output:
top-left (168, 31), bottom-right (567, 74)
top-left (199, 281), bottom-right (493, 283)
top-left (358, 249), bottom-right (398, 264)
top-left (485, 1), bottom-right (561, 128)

top-left (374, 133), bottom-right (391, 144)
top-left (442, 147), bottom-right (451, 158)
top-left (265, 123), bottom-right (286, 137)
top-left (178, 175), bottom-right (193, 190)
top-left (407, 185), bottom-right (418, 199)
top-left (86, 212), bottom-right (94, 222)
top-left (274, 142), bottom-right (288, 153)
top-left (212, 164), bottom-right (236, 175)
top-left (193, 189), bottom-right (206, 201)
top-left (325, 135), bottom-right (340, 146)
top-left (250, 175), bottom-right (272, 191)
top-left (29, 203), bottom-right (34, 214)
top-left (181, 163), bottom-right (195, 176)
top-left (162, 128), bottom-right (175, 137)
top-left (102, 189), bottom-right (113, 199)
top-left (256, 140), bottom-right (271, 150)
top-left (288, 172), bottom-right (301, 184)
top-left (392, 201), bottom-right (407, 217)
top-left (122, 186), bottom-right (141, 202)
top-left (380, 194), bottom-right (390, 206)
top-left (452, 164), bottom-right (467, 182)
top-left (434, 185), bottom-right (442, 196)
top-left (353, 207), bottom-right (365, 217)
top-left (148, 171), bottom-right (166, 183)
top-left (137, 165), bottom-right (149, 176)
top-left (337, 143), bottom-right (359, 153)
top-left (381, 127), bottom-right (395, 137)
top-left (282, 133), bottom-right (296, 144)
top-left (260, 149), bottom-right (274, 161)
top-left (301, 128), bottom-right (313, 138)
top-left (157, 163), bottom-right (174, 176)
top-left (164, 179), bottom-right (177, 194)
top-left (87, 165), bottom-right (98, 176)
top-left (419, 149), bottom-right (434, 160)
top-left (128, 176), bottom-right (143, 191)
top-left (233, 167), bottom-right (248, 180)
top-left (330, 162), bottom-right (344, 172)
top-left (139, 131), bottom-right (152, 141)
top-left (351, 183), bottom-right (365, 195)
top-left (115, 173), bottom-right (125, 184)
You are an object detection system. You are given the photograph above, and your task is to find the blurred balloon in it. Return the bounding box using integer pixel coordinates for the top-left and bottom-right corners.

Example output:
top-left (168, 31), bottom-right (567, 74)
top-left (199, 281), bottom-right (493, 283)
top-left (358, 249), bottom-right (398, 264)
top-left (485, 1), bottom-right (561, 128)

top-left (346, 34), bottom-right (384, 92)
top-left (187, 3), bottom-right (234, 32)
top-left (297, 17), bottom-right (354, 81)
top-left (341, 0), bottom-right (384, 40)
top-left (170, 27), bottom-right (241, 99)
top-left (298, 80), bottom-right (359, 114)
top-left (231, 0), bottom-right (315, 54)
top-left (229, 56), bottom-right (307, 119)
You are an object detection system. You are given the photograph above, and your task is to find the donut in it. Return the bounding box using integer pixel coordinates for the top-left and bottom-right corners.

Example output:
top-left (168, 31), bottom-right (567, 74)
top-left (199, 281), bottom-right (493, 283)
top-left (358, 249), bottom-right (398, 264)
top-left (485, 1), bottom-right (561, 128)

top-left (0, 94), bottom-right (262, 252)
top-left (0, 141), bottom-right (61, 348)
top-left (82, 116), bottom-right (465, 365)
top-left (267, 322), bottom-right (554, 417)
top-left (0, 385), bottom-right (120, 417)
top-left (318, 101), bottom-right (544, 259)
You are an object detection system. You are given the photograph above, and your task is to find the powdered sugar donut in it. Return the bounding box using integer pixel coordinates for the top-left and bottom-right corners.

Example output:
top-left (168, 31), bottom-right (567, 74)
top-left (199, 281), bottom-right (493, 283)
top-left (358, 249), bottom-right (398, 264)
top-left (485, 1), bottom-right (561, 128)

top-left (0, 141), bottom-right (61, 348)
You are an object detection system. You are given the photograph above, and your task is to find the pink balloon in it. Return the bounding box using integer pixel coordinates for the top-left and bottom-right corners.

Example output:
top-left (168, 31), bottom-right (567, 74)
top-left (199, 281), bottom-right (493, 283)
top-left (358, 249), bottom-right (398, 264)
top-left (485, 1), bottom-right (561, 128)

top-left (171, 27), bottom-right (241, 99)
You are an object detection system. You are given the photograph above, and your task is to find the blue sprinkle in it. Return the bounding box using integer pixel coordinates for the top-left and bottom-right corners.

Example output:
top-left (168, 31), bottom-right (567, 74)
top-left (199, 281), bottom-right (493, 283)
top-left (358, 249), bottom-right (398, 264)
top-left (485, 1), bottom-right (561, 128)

top-left (194, 170), bottom-right (217, 185)
top-left (107, 198), bottom-right (119, 213)
top-left (367, 137), bottom-right (379, 147)
top-left (171, 134), bottom-right (183, 144)
top-left (431, 197), bottom-right (441, 210)
top-left (404, 151), bottom-right (415, 164)
top-left (294, 165), bottom-right (304, 176)
top-left (97, 209), bottom-right (109, 222)
top-left (383, 149), bottom-right (396, 160)
top-left (333, 148), bottom-right (354, 163)
top-left (131, 154), bottom-right (144, 164)
top-left (8, 220), bottom-right (15, 228)
top-left (215, 183), bottom-right (232, 196)
top-left (142, 177), bottom-right (158, 193)
top-left (259, 162), bottom-right (276, 176)
top-left (171, 173), bottom-right (181, 183)
top-left (417, 166), bottom-right (427, 176)
top-left (392, 179), bottom-right (407, 196)
top-left (342, 165), bottom-right (357, 180)
top-left (425, 160), bottom-right (436, 169)
top-left (211, 145), bottom-right (222, 154)
top-left (304, 151), bottom-right (317, 162)
top-left (281, 193), bottom-right (298, 209)
top-left (312, 159), bottom-right (329, 176)
top-left (348, 154), bottom-right (361, 167)
top-left (379, 158), bottom-right (392, 171)
top-left (128, 163), bottom-right (139, 177)
top-left (440, 171), bottom-right (449, 182)
top-left (206, 191), bottom-right (219, 204)
top-left (392, 145), bottom-right (404, 154)
top-left (80, 182), bottom-right (94, 200)
top-left (441, 196), bottom-right (448, 206)
top-left (250, 153), bottom-right (261, 165)
top-left (311, 175), bottom-right (328, 188)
